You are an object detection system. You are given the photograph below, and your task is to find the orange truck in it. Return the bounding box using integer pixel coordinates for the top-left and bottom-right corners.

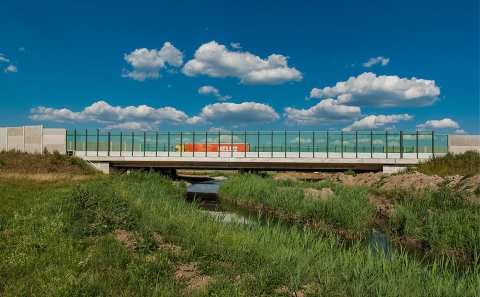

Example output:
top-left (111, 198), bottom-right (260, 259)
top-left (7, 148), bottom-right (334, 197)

top-left (175, 143), bottom-right (249, 152)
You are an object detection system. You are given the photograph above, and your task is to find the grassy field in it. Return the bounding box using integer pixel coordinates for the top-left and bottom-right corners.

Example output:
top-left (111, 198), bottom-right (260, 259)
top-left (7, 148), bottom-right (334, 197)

top-left (1, 169), bottom-right (479, 296)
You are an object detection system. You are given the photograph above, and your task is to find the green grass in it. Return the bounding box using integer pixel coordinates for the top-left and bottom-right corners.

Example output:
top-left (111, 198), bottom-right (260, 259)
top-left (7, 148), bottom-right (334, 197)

top-left (416, 150), bottom-right (480, 177)
top-left (386, 186), bottom-right (480, 257)
top-left (0, 171), bottom-right (479, 296)
top-left (219, 174), bottom-right (377, 237)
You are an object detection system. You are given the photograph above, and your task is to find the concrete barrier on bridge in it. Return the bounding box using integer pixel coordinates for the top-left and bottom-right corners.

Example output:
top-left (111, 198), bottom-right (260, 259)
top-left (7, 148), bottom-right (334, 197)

top-left (448, 135), bottom-right (480, 154)
top-left (0, 126), bottom-right (66, 153)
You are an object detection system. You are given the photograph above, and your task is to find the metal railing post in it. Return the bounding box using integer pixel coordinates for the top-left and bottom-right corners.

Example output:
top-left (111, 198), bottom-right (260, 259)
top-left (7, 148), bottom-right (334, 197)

top-left (155, 132), bottom-right (158, 157)
top-left (284, 131), bottom-right (287, 158)
top-left (271, 131), bottom-right (273, 158)
top-left (400, 131), bottom-right (403, 158)
top-left (218, 132), bottom-right (220, 157)
top-left (298, 131), bottom-right (300, 158)
top-left (356, 131), bottom-right (358, 158)
top-left (120, 132), bottom-right (122, 156)
top-left (167, 132), bottom-right (170, 157)
top-left (244, 131), bottom-right (246, 158)
top-left (432, 130), bottom-right (435, 158)
top-left (312, 131), bottom-right (315, 158)
top-left (326, 131), bottom-right (329, 158)
top-left (341, 131), bottom-right (344, 158)
top-left (386, 131), bottom-right (388, 158)
top-left (107, 132), bottom-right (110, 156)
top-left (416, 131), bottom-right (419, 158)
top-left (231, 131), bottom-right (233, 157)
top-left (143, 132), bottom-right (146, 157)
top-left (131, 132), bottom-right (134, 156)
top-left (206, 132), bottom-right (208, 157)
top-left (370, 131), bottom-right (373, 158)
top-left (96, 129), bottom-right (99, 156)
top-left (85, 129), bottom-right (87, 156)
top-left (193, 131), bottom-right (195, 157)
top-left (180, 132), bottom-right (182, 157)
top-left (257, 131), bottom-right (260, 157)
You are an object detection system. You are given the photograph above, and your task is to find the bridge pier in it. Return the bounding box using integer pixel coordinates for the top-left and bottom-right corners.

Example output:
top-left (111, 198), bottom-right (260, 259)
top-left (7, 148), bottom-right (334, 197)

top-left (382, 165), bottom-right (409, 174)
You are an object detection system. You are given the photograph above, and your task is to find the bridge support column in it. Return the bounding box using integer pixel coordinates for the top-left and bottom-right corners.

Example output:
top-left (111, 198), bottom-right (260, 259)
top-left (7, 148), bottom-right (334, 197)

top-left (238, 168), bottom-right (249, 174)
top-left (88, 161), bottom-right (110, 174)
top-left (383, 165), bottom-right (410, 174)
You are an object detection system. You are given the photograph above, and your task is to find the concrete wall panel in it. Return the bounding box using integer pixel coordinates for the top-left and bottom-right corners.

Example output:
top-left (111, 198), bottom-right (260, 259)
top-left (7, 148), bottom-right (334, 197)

top-left (0, 128), bottom-right (6, 151)
top-left (448, 135), bottom-right (480, 153)
top-left (7, 136), bottom-right (23, 150)
top-left (25, 144), bottom-right (42, 153)
top-left (448, 135), bottom-right (480, 146)
top-left (7, 127), bottom-right (23, 136)
top-left (43, 128), bottom-right (66, 135)
top-left (44, 144), bottom-right (66, 153)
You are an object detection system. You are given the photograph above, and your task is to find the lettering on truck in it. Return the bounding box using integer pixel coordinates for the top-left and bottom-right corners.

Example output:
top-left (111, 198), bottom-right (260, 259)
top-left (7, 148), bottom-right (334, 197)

top-left (219, 146), bottom-right (238, 152)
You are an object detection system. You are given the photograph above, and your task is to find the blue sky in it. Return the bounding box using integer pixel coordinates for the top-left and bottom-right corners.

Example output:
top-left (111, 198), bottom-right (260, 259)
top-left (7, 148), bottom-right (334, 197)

top-left (1, 0), bottom-right (478, 134)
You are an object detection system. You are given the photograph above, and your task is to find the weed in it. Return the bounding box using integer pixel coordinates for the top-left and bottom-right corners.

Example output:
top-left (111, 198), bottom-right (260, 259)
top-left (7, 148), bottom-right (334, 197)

top-left (475, 185), bottom-right (480, 197)
top-left (42, 146), bottom-right (49, 155)
top-left (417, 150), bottom-right (480, 177)
top-left (344, 169), bottom-right (357, 177)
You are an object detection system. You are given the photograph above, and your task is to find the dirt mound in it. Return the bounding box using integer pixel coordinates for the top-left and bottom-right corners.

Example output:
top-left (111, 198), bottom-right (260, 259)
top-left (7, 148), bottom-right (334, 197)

top-left (275, 171), bottom-right (480, 195)
top-left (0, 150), bottom-right (99, 175)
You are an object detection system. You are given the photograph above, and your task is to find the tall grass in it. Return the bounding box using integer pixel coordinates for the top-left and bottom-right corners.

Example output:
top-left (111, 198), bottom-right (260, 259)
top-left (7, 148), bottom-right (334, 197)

top-left (219, 174), bottom-right (376, 237)
top-left (417, 150), bottom-right (480, 176)
top-left (388, 186), bottom-right (480, 257)
top-left (0, 171), bottom-right (479, 296)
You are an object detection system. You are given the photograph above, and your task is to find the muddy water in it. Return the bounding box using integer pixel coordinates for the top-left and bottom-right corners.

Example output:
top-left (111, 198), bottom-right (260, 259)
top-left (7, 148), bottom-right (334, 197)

top-left (185, 178), bottom-right (393, 256)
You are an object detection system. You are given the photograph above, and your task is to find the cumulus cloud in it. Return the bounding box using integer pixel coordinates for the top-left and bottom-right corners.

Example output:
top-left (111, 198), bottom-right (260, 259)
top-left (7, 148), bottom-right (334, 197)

top-left (198, 86), bottom-right (232, 101)
top-left (209, 127), bottom-right (230, 132)
top-left (362, 56), bottom-right (390, 68)
top-left (230, 42), bottom-right (242, 49)
top-left (283, 99), bottom-right (361, 126)
top-left (309, 72), bottom-right (440, 107)
top-left (342, 114), bottom-right (413, 131)
top-left (0, 54), bottom-right (10, 63)
top-left (29, 101), bottom-right (195, 127)
top-left (289, 137), bottom-right (312, 144)
top-left (416, 118), bottom-right (460, 130)
top-left (104, 122), bottom-right (154, 131)
top-left (122, 42), bottom-right (184, 81)
top-left (454, 129), bottom-right (468, 134)
top-left (199, 102), bottom-right (279, 124)
top-left (182, 41), bottom-right (303, 85)
top-left (19, 47), bottom-right (26, 52)
top-left (3, 64), bottom-right (18, 73)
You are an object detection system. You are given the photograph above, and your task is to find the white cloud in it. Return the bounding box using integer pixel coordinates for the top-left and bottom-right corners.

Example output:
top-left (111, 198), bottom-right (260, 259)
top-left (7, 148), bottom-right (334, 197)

top-left (104, 122), bottom-right (154, 131)
top-left (230, 42), bottom-right (242, 49)
top-left (283, 98), bottom-right (361, 126)
top-left (289, 137), bottom-right (312, 144)
top-left (209, 127), bottom-right (230, 132)
top-left (0, 54), bottom-right (10, 63)
top-left (182, 41), bottom-right (303, 85)
top-left (342, 114), bottom-right (413, 131)
top-left (309, 72), bottom-right (440, 107)
top-left (19, 47), bottom-right (25, 52)
top-left (362, 56), bottom-right (390, 68)
top-left (416, 118), bottom-right (460, 130)
top-left (122, 42), bottom-right (184, 81)
top-left (29, 101), bottom-right (195, 126)
top-left (455, 129), bottom-right (468, 134)
top-left (3, 64), bottom-right (18, 73)
top-left (198, 86), bottom-right (232, 101)
top-left (199, 102), bottom-right (279, 124)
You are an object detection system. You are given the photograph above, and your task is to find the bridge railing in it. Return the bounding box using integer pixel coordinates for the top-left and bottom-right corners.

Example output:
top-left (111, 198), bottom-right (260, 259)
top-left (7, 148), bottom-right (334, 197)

top-left (66, 130), bottom-right (448, 159)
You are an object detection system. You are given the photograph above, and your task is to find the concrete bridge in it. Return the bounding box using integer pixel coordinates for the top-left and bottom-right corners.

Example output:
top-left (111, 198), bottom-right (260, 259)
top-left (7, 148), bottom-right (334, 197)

top-left (1, 126), bottom-right (479, 174)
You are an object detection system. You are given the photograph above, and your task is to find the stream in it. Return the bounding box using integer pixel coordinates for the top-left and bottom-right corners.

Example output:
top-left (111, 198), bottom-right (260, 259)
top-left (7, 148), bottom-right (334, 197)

top-left (185, 177), bottom-right (393, 257)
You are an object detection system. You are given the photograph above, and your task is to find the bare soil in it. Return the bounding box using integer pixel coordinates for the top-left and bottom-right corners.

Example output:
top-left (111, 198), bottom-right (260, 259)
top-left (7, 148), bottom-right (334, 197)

top-left (275, 171), bottom-right (480, 195)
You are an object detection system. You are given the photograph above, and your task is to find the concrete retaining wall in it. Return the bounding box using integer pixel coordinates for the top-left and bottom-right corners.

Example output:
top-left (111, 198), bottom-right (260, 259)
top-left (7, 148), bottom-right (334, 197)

top-left (448, 135), bottom-right (480, 153)
top-left (0, 126), bottom-right (66, 154)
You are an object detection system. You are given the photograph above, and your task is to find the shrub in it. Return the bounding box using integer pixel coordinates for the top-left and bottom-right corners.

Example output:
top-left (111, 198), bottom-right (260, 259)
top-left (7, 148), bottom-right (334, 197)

top-left (344, 169), bottom-right (357, 177)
